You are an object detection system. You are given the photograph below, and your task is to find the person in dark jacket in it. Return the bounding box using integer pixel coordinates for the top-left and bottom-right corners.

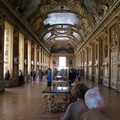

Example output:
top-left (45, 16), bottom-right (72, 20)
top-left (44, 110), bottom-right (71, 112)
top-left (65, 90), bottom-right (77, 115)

top-left (77, 69), bottom-right (82, 81)
top-left (19, 70), bottom-right (24, 84)
top-left (69, 69), bottom-right (76, 86)
top-left (5, 70), bottom-right (10, 87)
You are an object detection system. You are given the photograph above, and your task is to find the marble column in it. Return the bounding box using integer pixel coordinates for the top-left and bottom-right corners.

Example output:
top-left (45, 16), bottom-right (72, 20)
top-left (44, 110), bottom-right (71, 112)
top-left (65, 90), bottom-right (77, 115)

top-left (28, 40), bottom-right (31, 75)
top-left (12, 29), bottom-right (19, 85)
top-left (34, 44), bottom-right (37, 71)
top-left (39, 47), bottom-right (42, 69)
top-left (4, 22), bottom-right (14, 86)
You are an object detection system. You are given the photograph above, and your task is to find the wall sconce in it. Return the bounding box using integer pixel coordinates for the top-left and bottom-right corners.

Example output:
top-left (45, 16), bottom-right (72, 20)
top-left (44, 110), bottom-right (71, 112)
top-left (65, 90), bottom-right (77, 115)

top-left (37, 62), bottom-right (39, 66)
top-left (24, 59), bottom-right (27, 64)
top-left (31, 61), bottom-right (34, 65)
top-left (14, 57), bottom-right (17, 62)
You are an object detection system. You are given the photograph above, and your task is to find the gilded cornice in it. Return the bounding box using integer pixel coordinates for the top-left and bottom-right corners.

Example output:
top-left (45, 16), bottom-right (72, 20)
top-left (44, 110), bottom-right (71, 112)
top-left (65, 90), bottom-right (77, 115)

top-left (0, 0), bottom-right (50, 53)
top-left (75, 0), bottom-right (120, 53)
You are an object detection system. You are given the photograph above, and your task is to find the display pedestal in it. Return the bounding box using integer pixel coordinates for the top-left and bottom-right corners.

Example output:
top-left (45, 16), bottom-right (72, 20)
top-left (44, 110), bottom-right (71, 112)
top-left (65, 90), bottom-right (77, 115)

top-left (35, 86), bottom-right (71, 119)
top-left (35, 106), bottom-right (63, 119)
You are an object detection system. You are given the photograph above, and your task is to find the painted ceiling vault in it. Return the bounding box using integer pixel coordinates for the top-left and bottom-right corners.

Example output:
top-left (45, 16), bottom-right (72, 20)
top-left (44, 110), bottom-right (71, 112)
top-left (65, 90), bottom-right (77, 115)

top-left (6, 0), bottom-right (116, 53)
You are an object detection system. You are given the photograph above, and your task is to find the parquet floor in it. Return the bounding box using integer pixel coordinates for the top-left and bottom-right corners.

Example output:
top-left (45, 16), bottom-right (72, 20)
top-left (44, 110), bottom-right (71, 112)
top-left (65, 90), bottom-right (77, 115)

top-left (0, 76), bottom-right (120, 120)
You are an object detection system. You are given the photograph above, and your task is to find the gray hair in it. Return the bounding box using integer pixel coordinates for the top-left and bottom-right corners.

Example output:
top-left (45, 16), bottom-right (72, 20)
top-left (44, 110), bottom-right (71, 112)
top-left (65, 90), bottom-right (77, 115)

top-left (85, 87), bottom-right (105, 109)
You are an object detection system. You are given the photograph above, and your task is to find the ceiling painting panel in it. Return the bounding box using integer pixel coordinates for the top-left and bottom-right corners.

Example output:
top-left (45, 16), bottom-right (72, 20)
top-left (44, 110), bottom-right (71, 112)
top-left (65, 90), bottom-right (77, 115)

top-left (5, 0), bottom-right (118, 53)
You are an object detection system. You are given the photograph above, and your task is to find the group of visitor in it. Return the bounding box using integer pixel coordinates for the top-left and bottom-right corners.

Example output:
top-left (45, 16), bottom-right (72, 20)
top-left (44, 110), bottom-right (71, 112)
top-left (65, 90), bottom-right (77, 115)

top-left (60, 83), bottom-right (111, 120)
top-left (4, 68), bottom-right (44, 87)
top-left (45, 67), bottom-right (111, 120)
top-left (69, 68), bottom-right (84, 86)
top-left (4, 68), bottom-right (112, 120)
top-left (30, 69), bottom-right (43, 81)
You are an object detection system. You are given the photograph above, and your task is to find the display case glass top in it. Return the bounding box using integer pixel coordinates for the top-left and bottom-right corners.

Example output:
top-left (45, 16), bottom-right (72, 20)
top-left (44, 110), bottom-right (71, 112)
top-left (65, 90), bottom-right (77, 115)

top-left (42, 86), bottom-right (71, 94)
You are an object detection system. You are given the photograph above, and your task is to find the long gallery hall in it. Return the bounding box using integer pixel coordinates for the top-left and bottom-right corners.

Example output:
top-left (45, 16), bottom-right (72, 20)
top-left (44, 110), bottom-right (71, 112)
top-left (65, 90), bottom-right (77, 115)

top-left (0, 77), bottom-right (120, 120)
top-left (0, 0), bottom-right (120, 120)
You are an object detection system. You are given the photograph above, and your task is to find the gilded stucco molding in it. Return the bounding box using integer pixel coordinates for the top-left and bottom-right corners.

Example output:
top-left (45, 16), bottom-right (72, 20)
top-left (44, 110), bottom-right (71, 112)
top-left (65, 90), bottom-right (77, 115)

top-left (0, 0), bottom-right (49, 53)
top-left (76, 0), bottom-right (120, 53)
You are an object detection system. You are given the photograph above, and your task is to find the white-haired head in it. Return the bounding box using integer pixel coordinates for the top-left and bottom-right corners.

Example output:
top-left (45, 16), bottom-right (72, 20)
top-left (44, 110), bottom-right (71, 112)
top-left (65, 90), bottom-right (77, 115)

top-left (85, 87), bottom-right (105, 109)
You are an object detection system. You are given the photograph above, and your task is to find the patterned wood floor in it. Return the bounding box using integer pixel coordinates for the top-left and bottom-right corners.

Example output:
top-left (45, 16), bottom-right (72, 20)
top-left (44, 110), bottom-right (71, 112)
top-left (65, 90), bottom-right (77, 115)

top-left (0, 76), bottom-right (120, 120)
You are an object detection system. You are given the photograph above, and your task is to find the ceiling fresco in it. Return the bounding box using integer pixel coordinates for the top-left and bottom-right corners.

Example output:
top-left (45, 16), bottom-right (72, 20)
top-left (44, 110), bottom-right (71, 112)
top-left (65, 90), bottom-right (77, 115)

top-left (50, 43), bottom-right (74, 53)
top-left (6, 0), bottom-right (116, 53)
top-left (8, 0), bottom-right (40, 19)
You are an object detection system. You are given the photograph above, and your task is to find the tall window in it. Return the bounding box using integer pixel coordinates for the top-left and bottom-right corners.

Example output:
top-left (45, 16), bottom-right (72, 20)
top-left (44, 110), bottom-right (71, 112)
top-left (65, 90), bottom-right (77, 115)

top-left (59, 57), bottom-right (66, 68)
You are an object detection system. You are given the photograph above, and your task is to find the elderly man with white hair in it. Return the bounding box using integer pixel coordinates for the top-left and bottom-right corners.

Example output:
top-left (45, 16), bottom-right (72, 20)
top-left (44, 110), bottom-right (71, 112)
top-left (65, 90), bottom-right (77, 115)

top-left (80, 87), bottom-right (111, 120)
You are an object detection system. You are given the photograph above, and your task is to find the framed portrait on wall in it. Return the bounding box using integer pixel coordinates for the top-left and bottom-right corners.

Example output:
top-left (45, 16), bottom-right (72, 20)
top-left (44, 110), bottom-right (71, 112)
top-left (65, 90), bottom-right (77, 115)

top-left (53, 59), bottom-right (56, 64)
top-left (69, 60), bottom-right (72, 64)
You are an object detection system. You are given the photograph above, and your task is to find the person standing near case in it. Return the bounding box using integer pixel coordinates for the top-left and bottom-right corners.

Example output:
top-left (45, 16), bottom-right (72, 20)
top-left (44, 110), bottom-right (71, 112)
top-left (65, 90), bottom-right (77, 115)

top-left (46, 69), bottom-right (52, 88)
top-left (5, 70), bottom-right (10, 87)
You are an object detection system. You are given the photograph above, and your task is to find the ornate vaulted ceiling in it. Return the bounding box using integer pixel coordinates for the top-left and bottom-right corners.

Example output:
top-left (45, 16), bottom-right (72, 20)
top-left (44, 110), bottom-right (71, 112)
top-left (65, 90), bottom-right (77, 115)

top-left (6, 0), bottom-right (116, 53)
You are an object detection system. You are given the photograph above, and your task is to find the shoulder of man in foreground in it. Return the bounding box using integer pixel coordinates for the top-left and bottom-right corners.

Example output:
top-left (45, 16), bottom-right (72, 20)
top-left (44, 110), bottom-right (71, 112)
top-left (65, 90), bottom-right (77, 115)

top-left (80, 109), bottom-right (111, 120)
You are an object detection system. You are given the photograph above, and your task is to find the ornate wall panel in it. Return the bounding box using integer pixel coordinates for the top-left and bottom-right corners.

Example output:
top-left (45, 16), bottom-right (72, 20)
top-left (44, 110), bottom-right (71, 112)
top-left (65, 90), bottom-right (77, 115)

top-left (98, 32), bottom-right (109, 86)
top-left (99, 35), bottom-right (103, 82)
top-left (83, 50), bottom-right (87, 78)
top-left (0, 64), bottom-right (4, 91)
top-left (24, 39), bottom-right (28, 76)
top-left (4, 22), bottom-right (14, 85)
top-left (37, 48), bottom-right (39, 69)
top-left (93, 41), bottom-right (99, 82)
top-left (0, 20), bottom-right (4, 91)
top-left (24, 39), bottom-right (28, 63)
top-left (88, 46), bottom-right (92, 80)
top-left (4, 26), bottom-right (10, 71)
top-left (103, 35), bottom-right (109, 86)
top-left (81, 51), bottom-right (84, 69)
top-left (12, 29), bottom-right (19, 85)
top-left (19, 33), bottom-right (24, 77)
top-left (111, 51), bottom-right (118, 89)
top-left (110, 24), bottom-right (118, 90)
top-left (75, 53), bottom-right (79, 68)
top-left (118, 52), bottom-right (120, 91)
top-left (76, 52), bottom-right (81, 68)
top-left (117, 19), bottom-right (120, 91)
top-left (0, 21), bottom-right (4, 60)
top-left (117, 21), bottom-right (120, 91)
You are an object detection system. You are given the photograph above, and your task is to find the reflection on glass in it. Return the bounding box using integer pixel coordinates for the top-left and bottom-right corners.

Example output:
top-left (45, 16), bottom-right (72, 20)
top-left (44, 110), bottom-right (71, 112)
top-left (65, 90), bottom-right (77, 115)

top-left (42, 86), bottom-right (70, 93)
top-left (54, 86), bottom-right (69, 92)
top-left (57, 86), bottom-right (68, 91)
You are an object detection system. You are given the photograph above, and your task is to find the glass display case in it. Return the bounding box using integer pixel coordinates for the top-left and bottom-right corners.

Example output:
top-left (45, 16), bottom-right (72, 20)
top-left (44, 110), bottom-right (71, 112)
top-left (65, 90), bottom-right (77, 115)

top-left (52, 67), bottom-right (70, 86)
top-left (52, 67), bottom-right (69, 81)
top-left (41, 67), bottom-right (71, 113)
top-left (42, 86), bottom-right (71, 112)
